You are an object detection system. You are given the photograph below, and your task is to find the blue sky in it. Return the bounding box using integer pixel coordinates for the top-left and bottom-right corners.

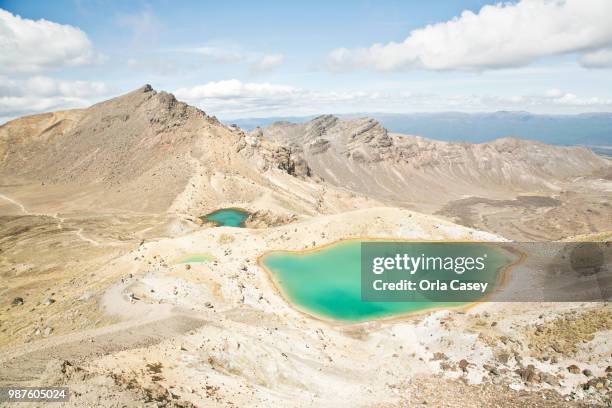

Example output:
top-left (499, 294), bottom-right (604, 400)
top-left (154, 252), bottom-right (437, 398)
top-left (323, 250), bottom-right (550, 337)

top-left (1, 0), bottom-right (612, 122)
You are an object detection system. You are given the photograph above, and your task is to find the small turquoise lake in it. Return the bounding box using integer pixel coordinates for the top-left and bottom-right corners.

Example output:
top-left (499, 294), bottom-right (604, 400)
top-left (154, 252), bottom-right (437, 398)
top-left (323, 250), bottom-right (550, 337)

top-left (203, 208), bottom-right (249, 227)
top-left (261, 240), bottom-right (515, 322)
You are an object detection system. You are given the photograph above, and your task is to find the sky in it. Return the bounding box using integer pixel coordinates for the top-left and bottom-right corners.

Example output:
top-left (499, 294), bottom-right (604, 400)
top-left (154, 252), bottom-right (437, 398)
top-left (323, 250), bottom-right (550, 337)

top-left (1, 0), bottom-right (612, 123)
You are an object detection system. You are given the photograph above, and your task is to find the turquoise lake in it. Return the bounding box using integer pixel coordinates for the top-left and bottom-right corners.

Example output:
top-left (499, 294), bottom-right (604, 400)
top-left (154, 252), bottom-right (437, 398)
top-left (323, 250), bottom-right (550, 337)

top-left (203, 208), bottom-right (249, 227)
top-left (261, 240), bottom-right (515, 322)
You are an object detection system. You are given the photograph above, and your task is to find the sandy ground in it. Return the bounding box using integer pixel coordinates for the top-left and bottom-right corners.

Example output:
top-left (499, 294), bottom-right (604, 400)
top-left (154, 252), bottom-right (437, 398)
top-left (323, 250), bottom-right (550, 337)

top-left (435, 185), bottom-right (612, 241)
top-left (1, 191), bottom-right (610, 407)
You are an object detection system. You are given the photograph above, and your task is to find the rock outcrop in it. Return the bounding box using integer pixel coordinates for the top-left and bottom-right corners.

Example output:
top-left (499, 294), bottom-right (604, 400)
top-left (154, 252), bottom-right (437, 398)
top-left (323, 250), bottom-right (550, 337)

top-left (255, 115), bottom-right (610, 207)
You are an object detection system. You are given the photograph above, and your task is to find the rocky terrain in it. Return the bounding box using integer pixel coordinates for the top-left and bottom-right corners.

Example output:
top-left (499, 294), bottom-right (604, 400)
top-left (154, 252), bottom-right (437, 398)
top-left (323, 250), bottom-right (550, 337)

top-left (252, 115), bottom-right (611, 240)
top-left (0, 86), bottom-right (610, 407)
top-left (0, 86), bottom-right (367, 218)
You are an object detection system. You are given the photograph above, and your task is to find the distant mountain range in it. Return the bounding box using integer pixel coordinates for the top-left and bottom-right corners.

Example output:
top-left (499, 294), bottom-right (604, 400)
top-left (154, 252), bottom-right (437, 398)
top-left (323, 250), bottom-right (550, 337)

top-left (225, 111), bottom-right (612, 148)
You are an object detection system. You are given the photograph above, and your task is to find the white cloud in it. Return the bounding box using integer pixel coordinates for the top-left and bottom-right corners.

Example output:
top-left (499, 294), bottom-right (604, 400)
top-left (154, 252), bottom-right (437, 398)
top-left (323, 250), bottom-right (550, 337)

top-left (0, 96), bottom-right (84, 120)
top-left (250, 54), bottom-right (284, 72)
top-left (580, 48), bottom-right (612, 68)
top-left (175, 79), bottom-right (379, 117)
top-left (0, 76), bottom-right (109, 97)
top-left (0, 8), bottom-right (102, 74)
top-left (175, 79), bottom-right (298, 100)
top-left (174, 80), bottom-right (612, 118)
top-left (544, 88), bottom-right (563, 98)
top-left (484, 89), bottom-right (612, 109)
top-left (328, 0), bottom-right (612, 72)
top-left (0, 76), bottom-right (110, 120)
top-left (2, 77), bottom-right (609, 123)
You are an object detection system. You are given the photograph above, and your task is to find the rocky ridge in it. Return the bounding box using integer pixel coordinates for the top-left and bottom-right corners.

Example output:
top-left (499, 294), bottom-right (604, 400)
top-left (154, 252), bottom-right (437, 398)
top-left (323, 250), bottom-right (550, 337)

top-left (251, 114), bottom-right (610, 206)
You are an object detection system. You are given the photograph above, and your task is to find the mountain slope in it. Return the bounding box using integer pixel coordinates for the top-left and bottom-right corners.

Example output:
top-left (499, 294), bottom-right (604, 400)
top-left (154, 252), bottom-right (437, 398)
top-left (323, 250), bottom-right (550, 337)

top-left (251, 115), bottom-right (611, 240)
top-left (0, 86), bottom-right (360, 215)
top-left (1, 85), bottom-right (219, 211)
top-left (252, 115), bottom-right (610, 208)
top-left (1, 88), bottom-right (609, 240)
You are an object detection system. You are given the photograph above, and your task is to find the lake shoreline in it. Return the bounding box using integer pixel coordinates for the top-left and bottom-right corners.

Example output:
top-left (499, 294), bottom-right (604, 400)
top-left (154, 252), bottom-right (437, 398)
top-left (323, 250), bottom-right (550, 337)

top-left (202, 207), bottom-right (250, 227)
top-left (257, 237), bottom-right (525, 326)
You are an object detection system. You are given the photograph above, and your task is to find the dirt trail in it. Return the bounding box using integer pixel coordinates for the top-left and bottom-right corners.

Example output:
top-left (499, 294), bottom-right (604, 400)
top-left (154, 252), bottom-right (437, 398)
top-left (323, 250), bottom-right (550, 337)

top-left (0, 192), bottom-right (27, 213)
top-left (0, 191), bottom-right (108, 246)
top-left (0, 314), bottom-right (207, 386)
top-left (74, 228), bottom-right (101, 246)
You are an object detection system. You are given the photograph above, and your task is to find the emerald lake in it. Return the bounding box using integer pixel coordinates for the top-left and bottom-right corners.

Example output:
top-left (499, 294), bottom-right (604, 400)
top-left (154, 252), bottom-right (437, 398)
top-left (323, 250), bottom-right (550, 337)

top-left (261, 240), bottom-right (515, 322)
top-left (203, 208), bottom-right (249, 227)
